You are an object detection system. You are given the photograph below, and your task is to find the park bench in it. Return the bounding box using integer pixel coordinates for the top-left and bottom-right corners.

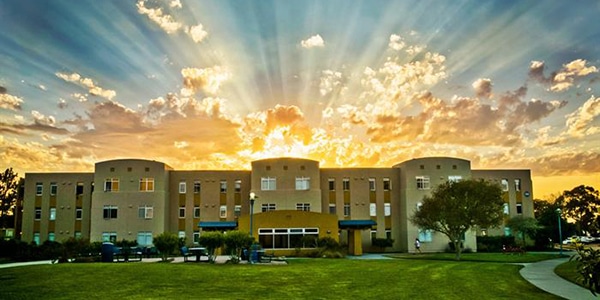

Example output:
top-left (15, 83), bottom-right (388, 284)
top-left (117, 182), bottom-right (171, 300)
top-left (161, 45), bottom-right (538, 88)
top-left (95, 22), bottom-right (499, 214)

top-left (502, 245), bottom-right (526, 255)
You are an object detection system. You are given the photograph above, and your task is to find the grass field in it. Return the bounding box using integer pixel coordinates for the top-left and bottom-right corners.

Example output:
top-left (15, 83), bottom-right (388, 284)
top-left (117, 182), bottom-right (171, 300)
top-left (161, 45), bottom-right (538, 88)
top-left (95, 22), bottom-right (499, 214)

top-left (2, 255), bottom-right (562, 300)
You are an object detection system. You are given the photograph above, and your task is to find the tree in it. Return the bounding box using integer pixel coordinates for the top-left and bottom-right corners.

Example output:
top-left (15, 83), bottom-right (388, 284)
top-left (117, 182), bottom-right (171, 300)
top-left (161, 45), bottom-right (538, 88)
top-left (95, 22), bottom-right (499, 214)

top-left (410, 179), bottom-right (504, 260)
top-left (533, 198), bottom-right (575, 249)
top-left (198, 231), bottom-right (224, 263)
top-left (0, 168), bottom-right (20, 228)
top-left (223, 230), bottom-right (252, 263)
top-left (556, 185), bottom-right (600, 236)
top-left (506, 216), bottom-right (540, 246)
top-left (573, 245), bottom-right (600, 296)
top-left (153, 232), bottom-right (179, 261)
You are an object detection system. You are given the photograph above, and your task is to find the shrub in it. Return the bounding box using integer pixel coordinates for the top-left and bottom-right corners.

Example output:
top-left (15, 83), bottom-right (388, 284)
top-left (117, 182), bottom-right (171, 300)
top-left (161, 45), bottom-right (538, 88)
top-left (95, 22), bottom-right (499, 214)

top-left (198, 231), bottom-right (224, 263)
top-left (153, 232), bottom-right (179, 261)
top-left (476, 236), bottom-right (516, 252)
top-left (223, 230), bottom-right (252, 263)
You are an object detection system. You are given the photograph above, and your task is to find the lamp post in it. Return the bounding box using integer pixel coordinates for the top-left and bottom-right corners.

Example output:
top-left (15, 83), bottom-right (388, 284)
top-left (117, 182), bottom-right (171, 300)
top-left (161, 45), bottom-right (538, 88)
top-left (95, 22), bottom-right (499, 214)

top-left (556, 208), bottom-right (563, 256)
top-left (249, 192), bottom-right (256, 239)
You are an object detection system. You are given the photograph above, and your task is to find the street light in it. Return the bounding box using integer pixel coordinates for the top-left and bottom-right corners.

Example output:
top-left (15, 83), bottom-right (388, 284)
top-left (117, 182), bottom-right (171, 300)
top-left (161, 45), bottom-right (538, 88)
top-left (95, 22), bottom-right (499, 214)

top-left (556, 208), bottom-right (563, 256)
top-left (249, 192), bottom-right (256, 239)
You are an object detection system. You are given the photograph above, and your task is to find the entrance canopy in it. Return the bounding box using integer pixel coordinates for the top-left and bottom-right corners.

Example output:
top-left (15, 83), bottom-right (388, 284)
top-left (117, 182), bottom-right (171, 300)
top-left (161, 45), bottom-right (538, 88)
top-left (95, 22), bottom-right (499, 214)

top-left (198, 221), bottom-right (238, 230)
top-left (338, 220), bottom-right (376, 229)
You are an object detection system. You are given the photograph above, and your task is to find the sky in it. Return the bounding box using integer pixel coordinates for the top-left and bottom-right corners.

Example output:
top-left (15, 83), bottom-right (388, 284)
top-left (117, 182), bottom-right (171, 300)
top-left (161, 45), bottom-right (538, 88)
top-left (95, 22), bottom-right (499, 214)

top-left (0, 0), bottom-right (599, 199)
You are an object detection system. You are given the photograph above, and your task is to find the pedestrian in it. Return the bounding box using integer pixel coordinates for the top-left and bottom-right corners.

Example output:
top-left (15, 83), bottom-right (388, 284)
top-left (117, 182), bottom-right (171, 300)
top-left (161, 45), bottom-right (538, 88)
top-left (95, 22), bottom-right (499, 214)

top-left (414, 238), bottom-right (421, 254)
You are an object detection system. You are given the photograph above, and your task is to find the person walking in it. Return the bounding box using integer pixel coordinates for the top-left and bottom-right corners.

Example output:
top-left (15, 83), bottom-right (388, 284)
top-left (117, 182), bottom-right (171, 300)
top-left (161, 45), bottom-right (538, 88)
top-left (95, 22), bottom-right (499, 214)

top-left (414, 238), bottom-right (422, 254)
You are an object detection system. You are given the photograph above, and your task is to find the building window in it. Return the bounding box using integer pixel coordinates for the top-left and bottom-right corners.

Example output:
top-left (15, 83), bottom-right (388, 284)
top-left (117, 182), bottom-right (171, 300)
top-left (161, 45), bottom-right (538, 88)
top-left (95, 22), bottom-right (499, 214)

top-left (110, 167), bottom-right (115, 172)
top-left (342, 178), bottom-right (350, 191)
top-left (343, 204), bottom-right (351, 217)
top-left (76, 182), bottom-right (84, 195)
top-left (370, 203), bottom-right (377, 217)
top-left (139, 178), bottom-right (154, 192)
top-left (261, 203), bottom-right (276, 212)
top-left (102, 232), bottom-right (117, 243)
top-left (261, 177), bottom-right (276, 191)
top-left (234, 205), bottom-right (241, 218)
top-left (329, 204), bottom-right (336, 214)
top-left (103, 205), bottom-right (118, 219)
top-left (436, 165), bottom-right (441, 170)
top-left (296, 203), bottom-right (311, 211)
top-left (50, 182), bottom-right (57, 195)
top-left (448, 176), bottom-right (462, 183)
top-left (34, 208), bottom-right (41, 220)
top-left (328, 178), bottom-right (335, 191)
top-left (33, 233), bottom-right (40, 245)
top-left (504, 227), bottom-right (511, 236)
top-left (74, 231), bottom-right (82, 239)
top-left (369, 178), bottom-right (376, 191)
top-left (145, 167), bottom-right (150, 172)
top-left (193, 180), bottom-right (201, 193)
top-left (258, 228), bottom-right (319, 249)
top-left (193, 231), bottom-right (200, 244)
top-left (179, 181), bottom-right (186, 194)
top-left (48, 232), bottom-right (55, 242)
top-left (283, 165), bottom-right (288, 171)
top-left (104, 178), bottom-right (119, 192)
top-left (49, 208), bottom-right (56, 221)
top-left (137, 232), bottom-right (153, 246)
top-left (36, 182), bottom-right (43, 195)
top-left (514, 179), bottom-right (521, 192)
top-left (138, 205), bottom-right (154, 219)
top-left (266, 166), bottom-right (271, 171)
top-left (194, 206), bottom-right (201, 218)
top-left (178, 231), bottom-right (186, 239)
top-left (384, 203), bottom-right (391, 216)
top-left (220, 180), bottom-right (227, 193)
top-left (76, 208), bottom-right (83, 220)
top-left (420, 165), bottom-right (425, 170)
top-left (516, 203), bottom-right (523, 214)
top-left (503, 203), bottom-right (509, 215)
top-left (235, 179), bottom-right (241, 193)
top-left (501, 179), bottom-right (509, 192)
top-left (383, 178), bottom-right (391, 191)
top-left (416, 176), bottom-right (430, 190)
top-left (179, 207), bottom-right (186, 218)
top-left (295, 177), bottom-right (310, 190)
top-left (219, 205), bottom-right (227, 218)
top-left (418, 229), bottom-right (433, 242)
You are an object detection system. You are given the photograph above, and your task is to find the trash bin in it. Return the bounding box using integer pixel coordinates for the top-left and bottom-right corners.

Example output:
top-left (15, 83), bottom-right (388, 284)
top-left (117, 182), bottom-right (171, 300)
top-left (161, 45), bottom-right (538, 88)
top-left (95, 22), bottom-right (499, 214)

top-left (250, 244), bottom-right (260, 264)
top-left (101, 242), bottom-right (115, 263)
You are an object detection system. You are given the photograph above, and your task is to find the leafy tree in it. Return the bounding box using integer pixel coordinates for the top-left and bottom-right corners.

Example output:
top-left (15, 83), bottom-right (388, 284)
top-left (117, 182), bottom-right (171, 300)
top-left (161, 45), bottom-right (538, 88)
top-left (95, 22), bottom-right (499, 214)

top-left (0, 168), bottom-right (20, 228)
top-left (556, 185), bottom-right (600, 236)
top-left (153, 232), bottom-right (179, 261)
top-left (223, 230), bottom-right (252, 263)
top-left (506, 216), bottom-right (539, 246)
top-left (533, 198), bottom-right (575, 249)
top-left (410, 179), bottom-right (504, 260)
top-left (198, 231), bottom-right (224, 263)
top-left (573, 245), bottom-right (600, 296)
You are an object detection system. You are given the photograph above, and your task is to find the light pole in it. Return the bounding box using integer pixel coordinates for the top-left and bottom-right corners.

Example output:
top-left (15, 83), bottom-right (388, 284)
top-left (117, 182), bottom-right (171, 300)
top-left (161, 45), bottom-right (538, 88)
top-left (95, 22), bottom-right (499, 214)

top-left (249, 192), bottom-right (256, 239)
top-left (556, 208), bottom-right (563, 256)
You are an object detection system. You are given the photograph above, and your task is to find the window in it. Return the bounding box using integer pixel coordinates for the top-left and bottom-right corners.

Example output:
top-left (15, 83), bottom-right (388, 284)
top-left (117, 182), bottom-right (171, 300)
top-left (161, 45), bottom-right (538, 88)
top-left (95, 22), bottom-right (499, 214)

top-left (258, 228), bottom-right (319, 249)
top-left (416, 176), bottom-right (430, 190)
top-left (370, 203), bottom-right (377, 217)
top-left (138, 205), bottom-right (154, 219)
top-left (504, 227), bottom-right (511, 237)
top-left (369, 178), bottom-right (376, 191)
top-left (179, 207), bottom-right (185, 218)
top-left (137, 232), bottom-right (153, 246)
top-left (448, 176), bottom-right (462, 183)
top-left (436, 165), bottom-right (441, 170)
top-left (178, 231), bottom-right (186, 239)
top-left (104, 178), bottom-right (119, 192)
top-left (418, 229), bottom-right (433, 242)
top-left (329, 204), bottom-right (336, 214)
top-left (103, 205), bottom-right (118, 219)
top-left (219, 205), bottom-right (227, 218)
top-left (328, 178), bottom-right (335, 191)
top-left (33, 233), bottom-right (40, 245)
top-left (452, 165), bottom-right (457, 170)
top-left (110, 167), bottom-right (115, 172)
top-left (139, 178), bottom-right (154, 192)
top-left (50, 182), bottom-right (57, 195)
top-left (383, 178), bottom-right (391, 191)
top-left (127, 167), bottom-right (132, 172)
top-left (501, 179), bottom-right (509, 192)
top-left (261, 177), bottom-right (276, 191)
top-left (420, 165), bottom-right (425, 170)
top-left (514, 179), bottom-right (521, 192)
top-left (34, 208), bottom-right (41, 220)
top-left (49, 208), bottom-right (56, 221)
top-left (283, 165), bottom-right (288, 170)
top-left (235, 179), bottom-right (241, 193)
top-left (76, 208), bottom-right (83, 220)
top-left (74, 231), bottom-right (82, 239)
top-left (193, 231), bottom-right (200, 244)
top-left (36, 183), bottom-right (43, 195)
top-left (234, 205), bottom-right (241, 217)
top-left (384, 203), bottom-right (391, 216)
top-left (193, 180), bottom-right (201, 193)
top-left (220, 180), bottom-right (227, 193)
top-left (102, 232), bottom-right (117, 243)
top-left (342, 178), bottom-right (350, 191)
top-left (343, 204), bottom-right (351, 217)
top-left (194, 206), bottom-right (201, 218)
top-left (503, 203), bottom-right (509, 215)
top-left (76, 182), bottom-right (84, 195)
top-left (48, 232), bottom-right (55, 242)
top-left (261, 203), bottom-right (276, 212)
top-left (179, 181), bottom-right (186, 194)
top-left (295, 177), bottom-right (310, 190)
top-left (516, 203), bottom-right (523, 214)
top-left (296, 203), bottom-right (311, 211)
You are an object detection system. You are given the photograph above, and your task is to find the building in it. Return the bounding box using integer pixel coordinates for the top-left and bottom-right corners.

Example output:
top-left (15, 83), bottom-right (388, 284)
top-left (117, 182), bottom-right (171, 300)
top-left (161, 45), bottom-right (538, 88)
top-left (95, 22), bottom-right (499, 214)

top-left (21, 157), bottom-right (533, 255)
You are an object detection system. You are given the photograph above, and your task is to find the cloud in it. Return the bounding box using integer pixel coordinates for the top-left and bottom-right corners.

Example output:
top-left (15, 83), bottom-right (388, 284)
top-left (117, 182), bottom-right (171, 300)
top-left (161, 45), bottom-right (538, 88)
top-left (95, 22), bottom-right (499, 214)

top-left (0, 93), bottom-right (23, 111)
top-left (186, 24), bottom-right (208, 43)
top-left (301, 34), bottom-right (325, 48)
top-left (472, 78), bottom-right (492, 99)
top-left (181, 66), bottom-right (231, 96)
top-left (55, 72), bottom-right (116, 100)
top-left (565, 95), bottom-right (600, 137)
top-left (529, 59), bottom-right (598, 92)
top-left (170, 0), bottom-right (182, 8)
top-left (388, 34), bottom-right (405, 51)
top-left (0, 86), bottom-right (7, 94)
top-left (136, 0), bottom-right (182, 34)
top-left (319, 70), bottom-right (344, 96)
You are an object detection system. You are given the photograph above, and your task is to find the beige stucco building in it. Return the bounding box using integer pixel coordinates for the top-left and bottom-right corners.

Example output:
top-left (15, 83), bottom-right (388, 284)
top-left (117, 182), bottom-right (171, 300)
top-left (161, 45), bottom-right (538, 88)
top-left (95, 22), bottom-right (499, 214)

top-left (22, 157), bottom-right (534, 255)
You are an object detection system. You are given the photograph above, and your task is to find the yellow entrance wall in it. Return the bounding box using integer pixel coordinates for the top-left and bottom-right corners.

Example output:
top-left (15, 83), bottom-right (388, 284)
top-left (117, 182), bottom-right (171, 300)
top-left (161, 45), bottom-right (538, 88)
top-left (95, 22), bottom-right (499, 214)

top-left (238, 210), bottom-right (339, 256)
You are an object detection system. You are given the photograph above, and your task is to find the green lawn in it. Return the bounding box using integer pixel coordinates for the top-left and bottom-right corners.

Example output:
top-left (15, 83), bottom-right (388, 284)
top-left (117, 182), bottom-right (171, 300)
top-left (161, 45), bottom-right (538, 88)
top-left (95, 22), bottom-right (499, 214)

top-left (387, 252), bottom-right (564, 263)
top-left (2, 257), bottom-right (561, 299)
top-left (555, 260), bottom-right (585, 288)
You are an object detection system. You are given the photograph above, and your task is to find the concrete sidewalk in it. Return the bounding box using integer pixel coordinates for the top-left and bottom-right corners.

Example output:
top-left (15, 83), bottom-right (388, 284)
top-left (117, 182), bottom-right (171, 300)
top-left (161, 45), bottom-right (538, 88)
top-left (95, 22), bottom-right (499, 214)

top-left (519, 257), bottom-right (596, 300)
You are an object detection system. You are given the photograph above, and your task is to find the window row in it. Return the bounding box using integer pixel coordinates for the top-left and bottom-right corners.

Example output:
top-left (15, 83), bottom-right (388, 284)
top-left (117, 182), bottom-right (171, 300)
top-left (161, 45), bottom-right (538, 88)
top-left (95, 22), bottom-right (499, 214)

top-left (35, 182), bottom-right (91, 196)
top-left (369, 203), bottom-right (392, 217)
top-left (102, 231), bottom-right (155, 246)
top-left (415, 175), bottom-right (463, 190)
top-left (258, 228), bottom-right (319, 249)
top-left (178, 179), bottom-right (242, 194)
top-left (34, 207), bottom-right (83, 220)
top-left (500, 178), bottom-right (522, 192)
top-left (32, 231), bottom-right (82, 245)
top-left (327, 177), bottom-right (391, 191)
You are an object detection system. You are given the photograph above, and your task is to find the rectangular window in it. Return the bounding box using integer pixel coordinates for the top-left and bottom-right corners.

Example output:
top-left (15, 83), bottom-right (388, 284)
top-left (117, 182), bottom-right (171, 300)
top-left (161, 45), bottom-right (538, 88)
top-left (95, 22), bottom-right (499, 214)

top-left (139, 178), bottom-right (154, 192)
top-left (516, 203), bottom-right (523, 214)
top-left (261, 177), bottom-right (276, 191)
top-left (448, 176), bottom-right (462, 183)
top-left (343, 204), bottom-right (351, 217)
top-left (76, 208), bottom-right (83, 220)
top-left (74, 231), bottom-right (82, 239)
top-left (383, 178), bottom-right (390, 191)
top-left (514, 179), bottom-right (521, 192)
top-left (103, 205), bottom-right (118, 219)
top-left (416, 176), bottom-right (430, 190)
top-left (50, 182), bottom-right (57, 195)
top-left (137, 231), bottom-right (153, 246)
top-left (384, 203), bottom-right (391, 216)
top-left (219, 205), bottom-right (227, 218)
top-left (328, 178), bottom-right (335, 191)
top-left (295, 177), bottom-right (310, 190)
top-left (193, 232), bottom-right (200, 244)
top-left (418, 229), bottom-right (433, 242)
top-left (503, 203), bottom-right (509, 215)
top-left (193, 180), bottom-right (201, 193)
top-left (501, 179), bottom-right (509, 192)
top-left (102, 232), bottom-right (117, 243)
top-left (369, 178), bottom-right (376, 191)
top-left (179, 207), bottom-right (185, 218)
top-left (369, 203), bottom-right (376, 217)
top-left (235, 179), bottom-right (241, 193)
top-left (342, 178), bottom-right (350, 191)
top-left (104, 178), bottom-right (119, 192)
top-left (296, 203), bottom-right (311, 211)
top-left (48, 232), bottom-right (55, 242)
top-left (76, 182), bottom-right (84, 195)
top-left (36, 182), bottom-right (43, 195)
top-left (49, 208), bottom-right (56, 221)
top-left (329, 204), bottom-right (336, 214)
top-left (34, 208), bottom-right (41, 220)
top-left (179, 181), bottom-right (186, 194)
top-left (234, 205), bottom-right (241, 217)
top-left (220, 180), bottom-right (227, 193)
top-left (33, 233), bottom-right (40, 245)
top-left (194, 206), bottom-right (201, 218)
top-left (258, 228), bottom-right (320, 250)
top-left (178, 231), bottom-right (186, 239)
top-left (138, 205), bottom-right (154, 219)
top-left (261, 203), bottom-right (276, 212)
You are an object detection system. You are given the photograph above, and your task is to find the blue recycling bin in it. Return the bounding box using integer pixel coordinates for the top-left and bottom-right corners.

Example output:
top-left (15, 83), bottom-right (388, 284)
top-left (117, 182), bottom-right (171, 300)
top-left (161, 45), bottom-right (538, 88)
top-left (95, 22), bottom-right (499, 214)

top-left (101, 242), bottom-right (115, 263)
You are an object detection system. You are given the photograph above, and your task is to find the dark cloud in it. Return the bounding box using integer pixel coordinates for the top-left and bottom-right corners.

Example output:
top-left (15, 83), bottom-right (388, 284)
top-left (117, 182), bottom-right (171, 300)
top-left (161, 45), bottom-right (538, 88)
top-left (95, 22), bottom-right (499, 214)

top-left (0, 86), bottom-right (6, 94)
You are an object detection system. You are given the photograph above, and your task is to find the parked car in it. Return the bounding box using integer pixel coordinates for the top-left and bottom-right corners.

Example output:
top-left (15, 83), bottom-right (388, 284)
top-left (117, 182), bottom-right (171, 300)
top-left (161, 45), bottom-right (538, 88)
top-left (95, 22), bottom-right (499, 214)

top-left (562, 236), bottom-right (595, 244)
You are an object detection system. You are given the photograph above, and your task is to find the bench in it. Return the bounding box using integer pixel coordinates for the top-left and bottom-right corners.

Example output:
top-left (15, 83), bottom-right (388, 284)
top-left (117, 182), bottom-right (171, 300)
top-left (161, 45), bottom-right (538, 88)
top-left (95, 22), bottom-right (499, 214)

top-left (502, 245), bottom-right (526, 255)
top-left (115, 247), bottom-right (143, 262)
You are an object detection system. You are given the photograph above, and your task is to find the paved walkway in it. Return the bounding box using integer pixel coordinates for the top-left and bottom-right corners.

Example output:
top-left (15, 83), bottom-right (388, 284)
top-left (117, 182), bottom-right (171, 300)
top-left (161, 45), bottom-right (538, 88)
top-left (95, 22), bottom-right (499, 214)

top-left (519, 257), bottom-right (596, 300)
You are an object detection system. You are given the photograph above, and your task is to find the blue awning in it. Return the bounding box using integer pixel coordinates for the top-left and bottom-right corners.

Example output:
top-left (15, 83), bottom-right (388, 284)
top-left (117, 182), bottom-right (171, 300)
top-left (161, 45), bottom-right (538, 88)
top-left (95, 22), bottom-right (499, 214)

top-left (198, 221), bottom-right (238, 229)
top-left (339, 220), bottom-right (377, 229)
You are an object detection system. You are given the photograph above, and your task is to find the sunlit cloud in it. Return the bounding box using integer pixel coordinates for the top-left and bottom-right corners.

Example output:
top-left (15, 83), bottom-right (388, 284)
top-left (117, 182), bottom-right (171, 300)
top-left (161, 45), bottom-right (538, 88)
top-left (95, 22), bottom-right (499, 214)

top-left (529, 59), bottom-right (598, 92)
top-left (472, 78), bottom-right (492, 99)
top-left (181, 66), bottom-right (231, 96)
top-left (55, 72), bottom-right (116, 100)
top-left (136, 0), bottom-right (182, 34)
top-left (301, 34), bottom-right (325, 48)
top-left (0, 93), bottom-right (23, 111)
top-left (565, 95), bottom-right (600, 137)
top-left (185, 24), bottom-right (208, 43)
top-left (388, 34), bottom-right (405, 51)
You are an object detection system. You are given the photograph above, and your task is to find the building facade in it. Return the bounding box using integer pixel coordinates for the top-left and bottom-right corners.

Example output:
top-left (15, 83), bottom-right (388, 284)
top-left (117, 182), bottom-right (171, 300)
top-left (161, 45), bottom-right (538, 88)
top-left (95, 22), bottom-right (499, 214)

top-left (21, 157), bottom-right (533, 255)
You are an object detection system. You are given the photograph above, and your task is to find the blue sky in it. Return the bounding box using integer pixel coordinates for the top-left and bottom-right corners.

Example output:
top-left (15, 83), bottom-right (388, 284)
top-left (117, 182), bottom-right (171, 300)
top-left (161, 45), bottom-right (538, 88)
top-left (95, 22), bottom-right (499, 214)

top-left (0, 0), bottom-right (599, 197)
